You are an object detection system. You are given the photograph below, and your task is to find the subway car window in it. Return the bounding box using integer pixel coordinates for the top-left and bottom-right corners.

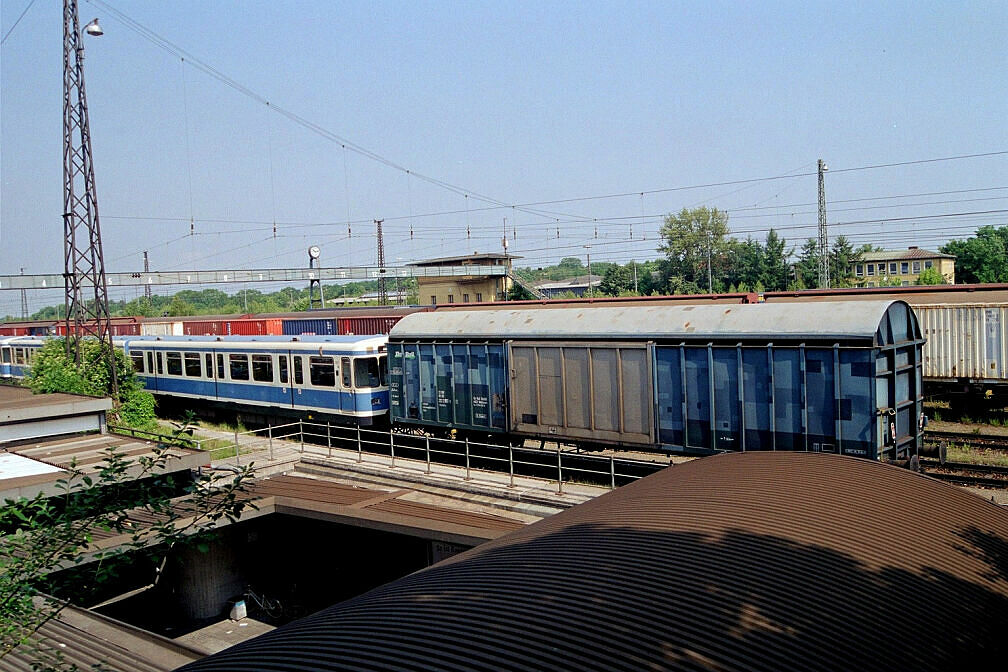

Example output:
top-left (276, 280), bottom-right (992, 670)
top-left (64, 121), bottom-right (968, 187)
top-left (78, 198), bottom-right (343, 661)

top-left (166, 352), bottom-right (183, 376)
top-left (2, 349), bottom-right (11, 364)
top-left (205, 353), bottom-right (213, 378)
top-left (354, 357), bottom-right (382, 388)
top-left (216, 354), bottom-right (225, 379)
top-left (156, 352), bottom-right (164, 374)
top-left (279, 355), bottom-right (289, 384)
top-left (293, 355), bottom-right (304, 385)
top-left (184, 352), bottom-right (202, 377)
top-left (379, 355), bottom-right (388, 386)
top-left (229, 354), bottom-right (250, 381)
top-left (130, 351), bottom-right (144, 373)
top-left (252, 354), bottom-right (274, 382)
top-left (341, 357), bottom-right (352, 388)
top-left (309, 356), bottom-right (335, 387)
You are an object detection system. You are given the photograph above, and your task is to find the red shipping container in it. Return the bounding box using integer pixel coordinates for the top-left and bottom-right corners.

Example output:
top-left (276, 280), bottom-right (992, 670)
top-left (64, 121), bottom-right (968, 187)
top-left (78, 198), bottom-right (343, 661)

top-left (183, 320), bottom-right (225, 336)
top-left (110, 323), bottom-right (142, 336)
top-left (225, 318), bottom-right (284, 335)
top-left (337, 316), bottom-right (402, 335)
top-left (183, 318), bottom-right (284, 336)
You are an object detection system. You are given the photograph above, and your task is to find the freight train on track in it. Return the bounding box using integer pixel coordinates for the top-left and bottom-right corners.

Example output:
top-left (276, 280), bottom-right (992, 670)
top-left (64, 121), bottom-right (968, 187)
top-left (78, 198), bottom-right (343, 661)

top-left (2, 299), bottom-right (926, 461)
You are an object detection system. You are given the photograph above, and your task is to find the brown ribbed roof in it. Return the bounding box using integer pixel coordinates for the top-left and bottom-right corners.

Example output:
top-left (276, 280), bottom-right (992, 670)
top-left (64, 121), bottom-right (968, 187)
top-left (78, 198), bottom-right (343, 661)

top-left (177, 453), bottom-right (1008, 672)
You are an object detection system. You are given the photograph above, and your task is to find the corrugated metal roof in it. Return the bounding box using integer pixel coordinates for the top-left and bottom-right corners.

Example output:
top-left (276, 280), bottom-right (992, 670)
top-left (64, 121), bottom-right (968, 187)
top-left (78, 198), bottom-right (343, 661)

top-left (391, 300), bottom-right (907, 342)
top-left (6, 601), bottom-right (203, 671)
top-left (175, 452), bottom-right (1008, 672)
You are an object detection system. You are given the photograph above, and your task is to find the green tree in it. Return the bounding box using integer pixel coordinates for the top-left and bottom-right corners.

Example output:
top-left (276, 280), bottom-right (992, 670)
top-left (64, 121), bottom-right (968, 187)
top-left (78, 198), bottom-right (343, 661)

top-left (164, 296), bottom-right (196, 317)
top-left (733, 238), bottom-right (764, 290)
top-left (658, 207), bottom-right (732, 293)
top-left (795, 238), bottom-right (820, 289)
top-left (941, 226), bottom-right (1008, 283)
top-left (829, 235), bottom-right (862, 288)
top-left (599, 264), bottom-right (634, 296)
top-left (760, 229), bottom-right (792, 291)
top-left (916, 266), bottom-right (946, 285)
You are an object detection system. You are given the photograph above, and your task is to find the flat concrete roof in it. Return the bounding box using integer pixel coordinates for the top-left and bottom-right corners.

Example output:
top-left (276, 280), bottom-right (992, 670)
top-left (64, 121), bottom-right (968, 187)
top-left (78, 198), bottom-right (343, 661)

top-left (0, 384), bottom-right (112, 423)
top-left (1, 432), bottom-right (206, 501)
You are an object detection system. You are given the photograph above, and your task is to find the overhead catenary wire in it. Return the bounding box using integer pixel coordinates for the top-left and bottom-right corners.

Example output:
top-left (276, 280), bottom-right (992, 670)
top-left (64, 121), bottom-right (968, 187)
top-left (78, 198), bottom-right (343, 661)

top-left (0, 0), bottom-right (37, 45)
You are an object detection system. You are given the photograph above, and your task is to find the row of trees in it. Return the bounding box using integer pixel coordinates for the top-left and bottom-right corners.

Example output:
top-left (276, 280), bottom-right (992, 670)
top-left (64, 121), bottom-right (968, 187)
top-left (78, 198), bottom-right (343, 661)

top-left (634, 207), bottom-right (875, 296)
top-left (597, 206), bottom-right (961, 297)
top-left (18, 279), bottom-right (421, 323)
top-left (941, 225), bottom-right (1008, 284)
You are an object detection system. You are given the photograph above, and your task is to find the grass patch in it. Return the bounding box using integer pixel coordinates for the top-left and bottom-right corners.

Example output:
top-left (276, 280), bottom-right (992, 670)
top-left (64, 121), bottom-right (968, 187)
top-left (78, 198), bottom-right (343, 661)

top-left (946, 444), bottom-right (1008, 467)
top-left (199, 438), bottom-right (237, 460)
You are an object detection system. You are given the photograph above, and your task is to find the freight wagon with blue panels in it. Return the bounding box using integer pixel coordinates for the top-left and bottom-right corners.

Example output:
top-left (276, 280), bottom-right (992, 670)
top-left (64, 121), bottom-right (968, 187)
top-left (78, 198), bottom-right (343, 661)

top-left (121, 335), bottom-right (388, 424)
top-left (388, 300), bottom-right (925, 460)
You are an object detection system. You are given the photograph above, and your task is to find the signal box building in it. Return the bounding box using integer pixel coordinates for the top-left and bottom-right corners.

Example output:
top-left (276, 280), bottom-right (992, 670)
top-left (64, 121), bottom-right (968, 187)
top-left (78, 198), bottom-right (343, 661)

top-left (410, 253), bottom-right (518, 305)
top-left (853, 247), bottom-right (955, 287)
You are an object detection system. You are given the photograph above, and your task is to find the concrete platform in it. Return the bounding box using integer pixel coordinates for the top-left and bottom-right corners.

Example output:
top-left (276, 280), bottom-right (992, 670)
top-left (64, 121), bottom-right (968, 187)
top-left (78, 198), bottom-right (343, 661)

top-left (174, 618), bottom-right (275, 656)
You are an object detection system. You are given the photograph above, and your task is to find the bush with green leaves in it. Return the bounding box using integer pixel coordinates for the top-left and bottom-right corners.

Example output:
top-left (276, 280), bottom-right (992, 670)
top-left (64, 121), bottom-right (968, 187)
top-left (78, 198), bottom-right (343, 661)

top-left (26, 338), bottom-right (158, 432)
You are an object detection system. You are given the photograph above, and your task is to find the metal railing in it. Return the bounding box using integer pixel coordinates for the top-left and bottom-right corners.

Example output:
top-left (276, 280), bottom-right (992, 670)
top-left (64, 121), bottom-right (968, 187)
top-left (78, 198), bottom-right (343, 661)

top-left (108, 424), bottom-right (203, 451)
top-left (141, 417), bottom-right (667, 490)
top-left (204, 419), bottom-right (665, 490)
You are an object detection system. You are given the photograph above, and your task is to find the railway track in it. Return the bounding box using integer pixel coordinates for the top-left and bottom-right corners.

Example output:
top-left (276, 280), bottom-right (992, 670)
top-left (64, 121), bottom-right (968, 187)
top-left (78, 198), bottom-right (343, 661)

top-left (919, 458), bottom-right (1008, 489)
top-left (924, 429), bottom-right (1008, 451)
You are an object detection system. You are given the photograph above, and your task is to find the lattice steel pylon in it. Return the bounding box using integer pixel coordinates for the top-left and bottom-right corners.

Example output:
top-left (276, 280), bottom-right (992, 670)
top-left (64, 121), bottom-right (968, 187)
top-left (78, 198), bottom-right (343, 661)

top-left (817, 158), bottom-right (830, 289)
top-left (375, 219), bottom-right (388, 305)
top-left (63, 0), bottom-right (117, 397)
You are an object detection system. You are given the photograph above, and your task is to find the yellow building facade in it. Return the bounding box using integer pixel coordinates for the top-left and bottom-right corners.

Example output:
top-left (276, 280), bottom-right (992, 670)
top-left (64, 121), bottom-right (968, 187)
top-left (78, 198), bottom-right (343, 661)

top-left (411, 253), bottom-right (517, 305)
top-left (852, 247), bottom-right (955, 286)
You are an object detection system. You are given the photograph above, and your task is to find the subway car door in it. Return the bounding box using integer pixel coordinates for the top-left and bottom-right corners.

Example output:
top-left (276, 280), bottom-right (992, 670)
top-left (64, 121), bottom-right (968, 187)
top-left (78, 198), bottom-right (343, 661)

top-left (289, 353), bottom-right (305, 409)
top-left (340, 356), bottom-right (353, 414)
top-left (278, 351), bottom-right (295, 409)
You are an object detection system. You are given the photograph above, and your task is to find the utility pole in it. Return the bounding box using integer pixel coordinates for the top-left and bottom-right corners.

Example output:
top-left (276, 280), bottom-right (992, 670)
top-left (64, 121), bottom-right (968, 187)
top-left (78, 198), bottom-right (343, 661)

top-left (143, 250), bottom-right (151, 301)
top-left (707, 230), bottom-right (713, 293)
top-left (584, 245), bottom-right (592, 298)
top-left (818, 158), bottom-right (830, 288)
top-left (63, 2), bottom-right (117, 397)
top-left (375, 219), bottom-right (388, 306)
top-left (19, 269), bottom-right (28, 320)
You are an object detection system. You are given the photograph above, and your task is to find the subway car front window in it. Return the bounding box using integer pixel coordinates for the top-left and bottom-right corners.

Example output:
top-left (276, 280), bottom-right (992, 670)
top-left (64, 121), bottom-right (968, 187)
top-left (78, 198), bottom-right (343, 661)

top-left (354, 357), bottom-right (382, 388)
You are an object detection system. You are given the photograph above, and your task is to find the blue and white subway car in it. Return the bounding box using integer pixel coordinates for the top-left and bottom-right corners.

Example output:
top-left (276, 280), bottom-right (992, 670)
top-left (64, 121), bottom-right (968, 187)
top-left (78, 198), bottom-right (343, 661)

top-left (0, 336), bottom-right (47, 379)
top-left (121, 335), bottom-right (389, 424)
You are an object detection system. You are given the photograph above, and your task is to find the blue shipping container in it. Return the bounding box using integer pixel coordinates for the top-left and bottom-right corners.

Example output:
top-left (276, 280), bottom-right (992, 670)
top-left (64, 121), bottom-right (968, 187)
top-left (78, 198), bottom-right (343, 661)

top-left (282, 318), bottom-right (338, 336)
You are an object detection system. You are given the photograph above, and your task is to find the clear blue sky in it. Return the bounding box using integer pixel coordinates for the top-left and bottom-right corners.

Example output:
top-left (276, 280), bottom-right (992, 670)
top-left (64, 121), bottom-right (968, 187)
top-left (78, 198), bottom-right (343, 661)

top-left (2, 1), bottom-right (1006, 312)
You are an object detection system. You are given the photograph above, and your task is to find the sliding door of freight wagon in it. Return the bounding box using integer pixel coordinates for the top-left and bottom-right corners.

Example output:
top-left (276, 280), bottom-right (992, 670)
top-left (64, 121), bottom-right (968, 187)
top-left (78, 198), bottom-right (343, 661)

top-left (508, 341), bottom-right (652, 447)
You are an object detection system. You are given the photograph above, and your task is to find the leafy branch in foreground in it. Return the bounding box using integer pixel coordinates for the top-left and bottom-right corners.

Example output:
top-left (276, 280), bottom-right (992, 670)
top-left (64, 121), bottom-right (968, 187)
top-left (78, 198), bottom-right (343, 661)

top-left (0, 442), bottom-right (255, 668)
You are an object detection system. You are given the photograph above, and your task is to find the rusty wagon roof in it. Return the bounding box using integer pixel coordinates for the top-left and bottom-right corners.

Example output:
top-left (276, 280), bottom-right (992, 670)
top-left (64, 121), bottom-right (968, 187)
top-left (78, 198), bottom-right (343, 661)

top-left (389, 299), bottom-right (914, 343)
top-left (176, 452), bottom-right (1008, 672)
